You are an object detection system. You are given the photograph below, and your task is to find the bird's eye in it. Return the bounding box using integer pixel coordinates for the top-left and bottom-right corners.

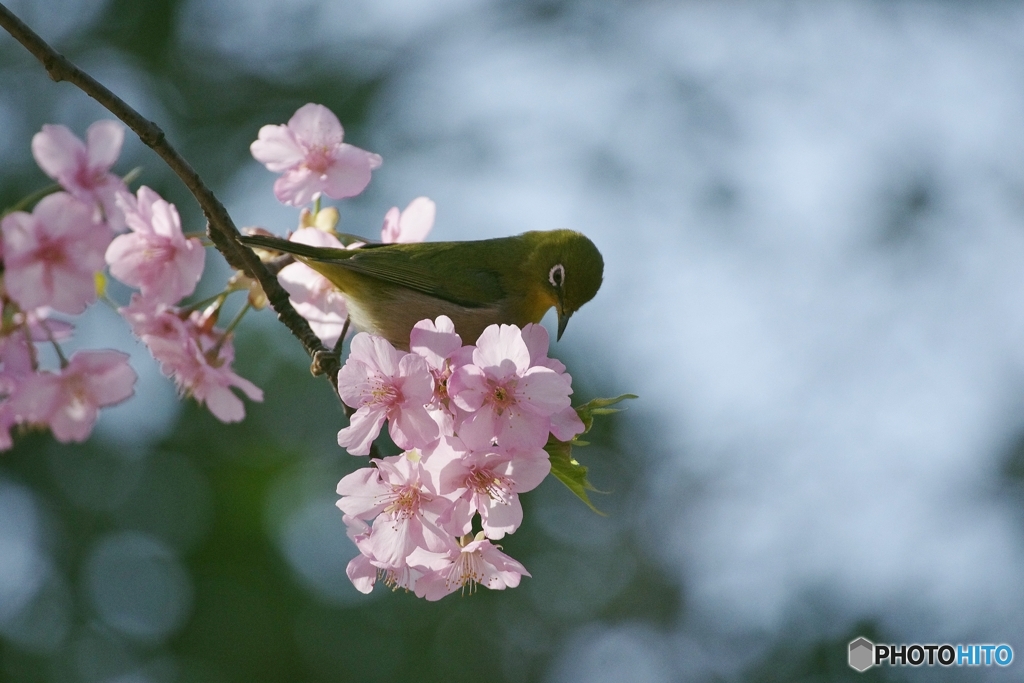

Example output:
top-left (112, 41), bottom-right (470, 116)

top-left (549, 263), bottom-right (565, 288)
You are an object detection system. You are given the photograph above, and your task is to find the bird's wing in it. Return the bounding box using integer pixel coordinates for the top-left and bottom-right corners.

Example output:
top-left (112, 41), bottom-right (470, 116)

top-left (322, 243), bottom-right (507, 308)
top-left (241, 233), bottom-right (510, 307)
top-left (239, 234), bottom-right (354, 260)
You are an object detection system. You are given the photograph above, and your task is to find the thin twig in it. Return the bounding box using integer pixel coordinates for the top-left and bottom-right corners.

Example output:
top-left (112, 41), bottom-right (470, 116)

top-left (333, 317), bottom-right (351, 357)
top-left (0, 2), bottom-right (342, 391)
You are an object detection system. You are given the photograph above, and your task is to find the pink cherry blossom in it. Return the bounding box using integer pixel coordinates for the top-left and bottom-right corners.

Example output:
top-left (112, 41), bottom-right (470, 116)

top-left (277, 228), bottom-right (350, 347)
top-left (342, 511), bottom-right (432, 594)
top-left (172, 325), bottom-right (263, 423)
top-left (1, 192), bottom-right (111, 315)
top-left (381, 197), bottom-right (435, 243)
top-left (250, 103), bottom-right (382, 207)
top-left (432, 436), bottom-right (550, 539)
top-left (119, 295), bottom-right (263, 422)
top-left (336, 333), bottom-right (438, 455)
top-left (448, 324), bottom-right (574, 450)
top-left (31, 121), bottom-right (128, 230)
top-left (119, 293), bottom-right (186, 340)
top-left (12, 350), bottom-right (136, 443)
top-left (336, 453), bottom-right (453, 572)
top-left (105, 187), bottom-right (205, 304)
top-left (343, 513), bottom-right (438, 595)
top-left (413, 535), bottom-right (530, 601)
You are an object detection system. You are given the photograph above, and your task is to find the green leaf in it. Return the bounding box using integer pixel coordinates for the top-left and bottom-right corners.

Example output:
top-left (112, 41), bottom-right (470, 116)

top-left (543, 393), bottom-right (638, 513)
top-left (545, 436), bottom-right (604, 515)
top-left (574, 393), bottom-right (638, 433)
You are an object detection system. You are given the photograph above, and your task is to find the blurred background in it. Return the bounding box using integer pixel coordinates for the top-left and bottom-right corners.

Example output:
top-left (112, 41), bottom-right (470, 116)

top-left (3, 0), bottom-right (1024, 681)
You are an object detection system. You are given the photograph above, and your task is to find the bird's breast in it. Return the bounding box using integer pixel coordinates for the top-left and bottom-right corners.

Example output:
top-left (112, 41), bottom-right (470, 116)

top-left (344, 286), bottom-right (507, 350)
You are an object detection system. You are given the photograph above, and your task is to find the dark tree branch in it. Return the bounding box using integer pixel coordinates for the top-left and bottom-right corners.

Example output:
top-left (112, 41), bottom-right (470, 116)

top-left (0, 2), bottom-right (343, 389)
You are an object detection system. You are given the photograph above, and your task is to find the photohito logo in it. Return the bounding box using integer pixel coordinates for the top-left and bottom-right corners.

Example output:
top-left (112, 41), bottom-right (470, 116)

top-left (848, 637), bottom-right (1013, 672)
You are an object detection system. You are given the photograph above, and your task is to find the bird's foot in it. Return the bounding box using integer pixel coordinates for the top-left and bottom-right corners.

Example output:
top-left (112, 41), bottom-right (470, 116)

top-left (310, 349), bottom-right (337, 377)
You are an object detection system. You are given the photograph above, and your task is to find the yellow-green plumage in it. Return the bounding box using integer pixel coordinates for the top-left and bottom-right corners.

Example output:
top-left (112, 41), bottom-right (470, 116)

top-left (241, 229), bottom-right (604, 349)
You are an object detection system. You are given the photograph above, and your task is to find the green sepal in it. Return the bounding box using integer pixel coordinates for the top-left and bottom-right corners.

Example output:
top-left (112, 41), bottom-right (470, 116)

top-left (122, 166), bottom-right (143, 186)
top-left (544, 393), bottom-right (637, 513)
top-left (574, 393), bottom-right (638, 433)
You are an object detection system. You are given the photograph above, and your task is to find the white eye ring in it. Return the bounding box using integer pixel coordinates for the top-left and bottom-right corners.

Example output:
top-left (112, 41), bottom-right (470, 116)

top-left (549, 263), bottom-right (565, 288)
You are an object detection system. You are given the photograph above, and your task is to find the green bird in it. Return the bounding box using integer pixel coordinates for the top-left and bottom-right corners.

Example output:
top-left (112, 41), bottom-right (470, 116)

top-left (240, 229), bottom-right (604, 349)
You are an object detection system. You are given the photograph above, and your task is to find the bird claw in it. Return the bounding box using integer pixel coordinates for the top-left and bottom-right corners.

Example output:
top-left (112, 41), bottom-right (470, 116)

top-left (310, 349), bottom-right (337, 377)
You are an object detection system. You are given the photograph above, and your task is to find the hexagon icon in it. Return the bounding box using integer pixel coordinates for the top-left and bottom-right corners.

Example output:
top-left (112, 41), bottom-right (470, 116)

top-left (848, 637), bottom-right (874, 672)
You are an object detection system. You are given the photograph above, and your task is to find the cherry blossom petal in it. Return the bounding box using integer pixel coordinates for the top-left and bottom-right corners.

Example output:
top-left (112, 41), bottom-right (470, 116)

top-left (517, 366), bottom-right (573, 415)
top-left (31, 124), bottom-right (86, 180)
top-left (388, 403), bottom-right (439, 451)
top-left (381, 197), bottom-right (435, 244)
top-left (410, 316), bottom-right (462, 370)
top-left (457, 406), bottom-right (501, 450)
top-left (397, 354), bottom-right (434, 403)
top-left (76, 350), bottom-right (138, 406)
top-left (380, 206), bottom-right (402, 243)
top-left (336, 468), bottom-right (388, 519)
top-left (321, 144), bottom-right (380, 199)
top-left (481, 495), bottom-right (523, 539)
top-left (203, 386), bottom-right (245, 423)
top-left (85, 120), bottom-right (125, 170)
top-left (397, 197), bottom-right (435, 242)
top-left (350, 333), bottom-right (403, 378)
top-left (288, 103), bottom-right (344, 147)
top-left (549, 405), bottom-right (585, 441)
top-left (448, 364), bottom-right (487, 411)
top-left (346, 555), bottom-right (378, 594)
top-left (272, 167), bottom-right (319, 206)
top-left (337, 406), bottom-right (388, 455)
top-left (495, 409), bottom-right (551, 451)
top-left (506, 450), bottom-right (552, 492)
top-left (472, 324), bottom-right (530, 373)
top-left (250, 125), bottom-right (304, 171)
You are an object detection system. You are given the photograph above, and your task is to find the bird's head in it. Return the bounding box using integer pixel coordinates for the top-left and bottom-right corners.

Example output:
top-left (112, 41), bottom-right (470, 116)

top-left (525, 230), bottom-right (604, 340)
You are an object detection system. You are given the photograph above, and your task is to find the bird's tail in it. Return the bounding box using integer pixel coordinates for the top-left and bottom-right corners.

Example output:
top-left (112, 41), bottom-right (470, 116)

top-left (239, 233), bottom-right (355, 261)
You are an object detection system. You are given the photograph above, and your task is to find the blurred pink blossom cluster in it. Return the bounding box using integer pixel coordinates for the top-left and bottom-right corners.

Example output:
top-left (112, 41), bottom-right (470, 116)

top-left (335, 317), bottom-right (585, 600)
top-left (0, 121), bottom-right (136, 447)
top-left (107, 184), bottom-right (263, 423)
top-left (0, 120), bottom-right (265, 449)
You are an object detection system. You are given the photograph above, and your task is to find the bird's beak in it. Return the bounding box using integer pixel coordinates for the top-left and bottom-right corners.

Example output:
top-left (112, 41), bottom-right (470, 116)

top-left (556, 294), bottom-right (570, 341)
